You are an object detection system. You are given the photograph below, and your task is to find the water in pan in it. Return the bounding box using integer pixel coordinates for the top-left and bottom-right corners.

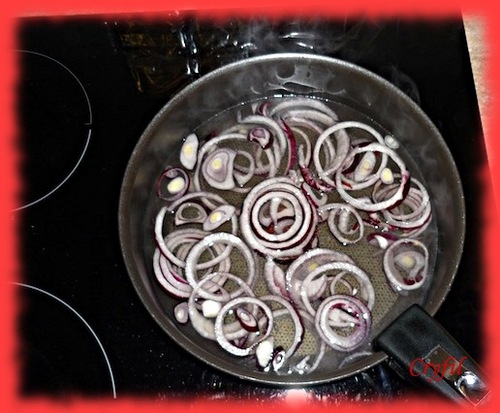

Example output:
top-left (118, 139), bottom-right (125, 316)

top-left (148, 94), bottom-right (438, 380)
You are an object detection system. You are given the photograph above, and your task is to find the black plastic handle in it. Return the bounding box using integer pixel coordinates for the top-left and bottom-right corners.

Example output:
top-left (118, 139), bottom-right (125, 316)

top-left (374, 304), bottom-right (490, 406)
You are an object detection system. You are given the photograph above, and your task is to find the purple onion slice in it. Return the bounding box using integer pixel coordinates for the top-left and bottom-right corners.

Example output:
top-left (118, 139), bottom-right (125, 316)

top-left (315, 294), bottom-right (372, 352)
top-left (235, 307), bottom-right (260, 332)
top-left (248, 127), bottom-right (273, 149)
top-left (203, 204), bottom-right (236, 232)
top-left (239, 177), bottom-right (318, 260)
top-left (383, 238), bottom-right (429, 293)
top-left (299, 261), bottom-right (375, 315)
top-left (214, 296), bottom-right (274, 356)
top-left (335, 143), bottom-right (410, 212)
top-left (156, 166), bottom-right (190, 201)
top-left (188, 272), bottom-right (255, 340)
top-left (184, 232), bottom-right (257, 292)
top-left (318, 203), bottom-right (364, 245)
top-left (285, 248), bottom-right (355, 308)
top-left (180, 133), bottom-right (199, 170)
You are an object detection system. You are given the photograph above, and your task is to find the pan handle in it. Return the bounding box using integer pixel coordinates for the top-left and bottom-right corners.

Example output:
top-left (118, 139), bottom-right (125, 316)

top-left (374, 304), bottom-right (491, 406)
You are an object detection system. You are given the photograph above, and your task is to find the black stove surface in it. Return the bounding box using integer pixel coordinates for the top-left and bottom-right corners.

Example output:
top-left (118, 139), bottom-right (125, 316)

top-left (16, 16), bottom-right (485, 403)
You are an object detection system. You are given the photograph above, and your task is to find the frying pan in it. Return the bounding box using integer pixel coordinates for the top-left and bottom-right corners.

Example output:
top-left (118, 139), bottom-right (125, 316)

top-left (118, 53), bottom-right (488, 405)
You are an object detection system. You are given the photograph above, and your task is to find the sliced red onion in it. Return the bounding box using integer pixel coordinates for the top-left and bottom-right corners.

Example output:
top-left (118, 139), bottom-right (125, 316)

top-left (317, 203), bottom-right (364, 245)
top-left (312, 122), bottom-right (362, 181)
top-left (256, 101), bottom-right (271, 116)
top-left (240, 177), bottom-right (318, 260)
top-left (192, 133), bottom-right (246, 194)
top-left (263, 258), bottom-right (288, 298)
top-left (251, 190), bottom-right (305, 243)
top-left (180, 133), bottom-right (199, 170)
top-left (327, 306), bottom-right (361, 328)
top-left (257, 196), bottom-right (296, 228)
top-left (201, 299), bottom-right (223, 318)
top-left (154, 212), bottom-right (232, 271)
top-left (202, 148), bottom-right (238, 190)
top-left (383, 238), bottom-right (429, 293)
top-left (260, 294), bottom-right (304, 359)
top-left (380, 167), bottom-right (395, 184)
top-left (300, 261), bottom-right (375, 315)
top-left (315, 294), bottom-right (372, 352)
top-left (373, 175), bottom-right (432, 234)
top-left (154, 219), bottom-right (204, 268)
top-left (235, 307), bottom-right (260, 332)
top-left (285, 248), bottom-right (355, 308)
top-left (291, 127), bottom-right (312, 166)
top-left (289, 310), bottom-right (327, 375)
top-left (251, 144), bottom-right (278, 177)
top-left (233, 151), bottom-right (256, 188)
top-left (337, 152), bottom-right (389, 192)
top-left (203, 204), bottom-right (236, 232)
top-left (153, 248), bottom-right (192, 299)
top-left (328, 269), bottom-right (375, 310)
top-left (309, 267), bottom-right (332, 292)
top-left (353, 151), bottom-right (377, 182)
top-left (335, 143), bottom-right (410, 212)
top-left (367, 231), bottom-right (399, 249)
top-left (167, 192), bottom-right (238, 235)
top-left (153, 236), bottom-right (233, 301)
top-left (248, 127), bottom-right (273, 149)
top-left (282, 109), bottom-right (336, 128)
top-left (184, 232), bottom-right (257, 292)
top-left (298, 155), bottom-right (333, 193)
top-left (280, 119), bottom-right (298, 173)
top-left (300, 182), bottom-right (328, 208)
top-left (214, 296), bottom-right (274, 356)
top-left (167, 190), bottom-right (232, 214)
top-left (284, 116), bottom-right (325, 136)
top-left (156, 166), bottom-right (189, 201)
top-left (240, 115), bottom-right (287, 160)
top-left (188, 272), bottom-right (255, 340)
top-left (155, 192), bottom-right (238, 272)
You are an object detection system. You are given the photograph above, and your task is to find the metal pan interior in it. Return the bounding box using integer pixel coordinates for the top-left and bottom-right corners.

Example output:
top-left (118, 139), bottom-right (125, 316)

top-left (118, 53), bottom-right (465, 385)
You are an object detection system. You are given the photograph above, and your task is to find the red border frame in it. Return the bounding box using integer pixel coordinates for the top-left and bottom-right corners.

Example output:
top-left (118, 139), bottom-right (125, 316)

top-left (1, 1), bottom-right (499, 413)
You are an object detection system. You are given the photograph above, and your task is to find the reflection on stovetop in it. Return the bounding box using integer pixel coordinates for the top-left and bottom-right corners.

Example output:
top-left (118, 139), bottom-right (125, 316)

top-left (16, 15), bottom-right (484, 402)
